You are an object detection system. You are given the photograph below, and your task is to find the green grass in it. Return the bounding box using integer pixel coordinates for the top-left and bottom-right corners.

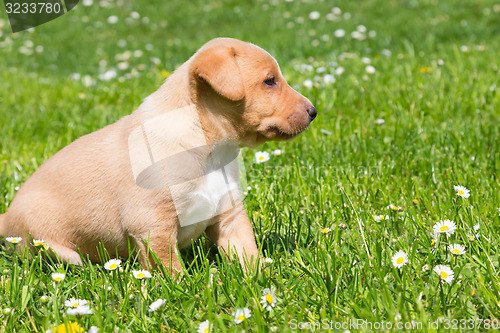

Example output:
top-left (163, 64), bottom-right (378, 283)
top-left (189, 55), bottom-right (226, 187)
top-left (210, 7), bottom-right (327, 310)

top-left (1, 0), bottom-right (500, 331)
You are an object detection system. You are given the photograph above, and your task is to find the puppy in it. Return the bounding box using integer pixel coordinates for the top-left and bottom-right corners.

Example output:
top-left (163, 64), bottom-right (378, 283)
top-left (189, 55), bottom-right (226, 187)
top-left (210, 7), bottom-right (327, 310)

top-left (0, 38), bottom-right (316, 274)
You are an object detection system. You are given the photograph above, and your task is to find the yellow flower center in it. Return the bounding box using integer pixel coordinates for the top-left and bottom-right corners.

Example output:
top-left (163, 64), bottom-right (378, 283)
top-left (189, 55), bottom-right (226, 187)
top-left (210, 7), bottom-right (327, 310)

top-left (54, 277), bottom-right (62, 282)
top-left (258, 156), bottom-right (264, 160)
top-left (452, 249), bottom-right (460, 254)
top-left (458, 190), bottom-right (464, 195)
top-left (109, 264), bottom-right (117, 269)
top-left (73, 303), bottom-right (79, 307)
top-left (440, 225), bottom-right (449, 232)
top-left (441, 271), bottom-right (448, 278)
top-left (413, 199), bottom-right (418, 204)
top-left (431, 239), bottom-right (436, 246)
top-left (238, 315), bottom-right (245, 321)
top-left (35, 242), bottom-right (43, 246)
top-left (321, 229), bottom-right (328, 234)
top-left (469, 235), bottom-right (475, 241)
top-left (266, 294), bottom-right (273, 304)
top-left (396, 257), bottom-right (404, 264)
top-left (204, 328), bottom-right (209, 333)
top-left (137, 273), bottom-right (145, 278)
top-left (392, 206), bottom-right (398, 210)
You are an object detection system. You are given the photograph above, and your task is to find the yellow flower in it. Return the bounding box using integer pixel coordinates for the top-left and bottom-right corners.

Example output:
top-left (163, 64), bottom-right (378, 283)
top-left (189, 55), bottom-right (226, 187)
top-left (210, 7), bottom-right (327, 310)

top-left (160, 70), bottom-right (171, 78)
top-left (412, 199), bottom-right (418, 204)
top-left (52, 322), bottom-right (81, 333)
top-left (419, 67), bottom-right (432, 73)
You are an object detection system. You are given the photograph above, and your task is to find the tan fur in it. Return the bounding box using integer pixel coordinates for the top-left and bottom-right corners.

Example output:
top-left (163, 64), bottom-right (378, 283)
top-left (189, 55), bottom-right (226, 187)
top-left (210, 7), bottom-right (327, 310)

top-left (0, 38), bottom-right (315, 275)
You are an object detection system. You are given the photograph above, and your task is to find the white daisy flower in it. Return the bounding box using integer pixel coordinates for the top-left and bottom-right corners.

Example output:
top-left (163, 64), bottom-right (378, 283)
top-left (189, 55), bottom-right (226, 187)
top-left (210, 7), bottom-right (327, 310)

top-left (389, 204), bottom-right (402, 211)
top-left (6, 237), bottom-right (22, 244)
top-left (233, 307), bottom-right (251, 324)
top-left (433, 219), bottom-right (456, 237)
top-left (334, 29), bottom-right (346, 38)
top-left (198, 320), bottom-right (211, 333)
top-left (104, 259), bottom-right (121, 271)
top-left (365, 65), bottom-right (376, 74)
top-left (375, 118), bottom-right (385, 125)
top-left (32, 239), bottom-right (48, 249)
top-left (320, 227), bottom-right (331, 234)
top-left (449, 244), bottom-right (466, 255)
top-left (434, 265), bottom-right (454, 284)
top-left (255, 151), bottom-right (270, 164)
top-left (107, 15), bottom-right (119, 24)
top-left (372, 215), bottom-right (389, 221)
top-left (391, 250), bottom-right (409, 269)
top-left (88, 327), bottom-right (99, 333)
top-left (303, 79), bottom-right (313, 88)
top-left (334, 66), bottom-right (345, 75)
top-left (271, 149), bottom-right (283, 156)
top-left (67, 305), bottom-right (92, 316)
top-left (51, 272), bottom-right (65, 282)
top-left (132, 270), bottom-right (152, 279)
top-left (65, 298), bottom-right (88, 308)
top-left (148, 299), bottom-right (166, 312)
top-left (260, 288), bottom-right (277, 311)
top-left (264, 257), bottom-right (273, 264)
top-left (308, 11), bottom-right (320, 20)
top-left (453, 185), bottom-right (470, 198)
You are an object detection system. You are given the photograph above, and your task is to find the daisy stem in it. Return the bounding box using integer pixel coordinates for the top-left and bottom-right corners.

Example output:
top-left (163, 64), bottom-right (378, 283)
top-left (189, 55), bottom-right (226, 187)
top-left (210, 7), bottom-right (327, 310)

top-left (439, 281), bottom-right (446, 314)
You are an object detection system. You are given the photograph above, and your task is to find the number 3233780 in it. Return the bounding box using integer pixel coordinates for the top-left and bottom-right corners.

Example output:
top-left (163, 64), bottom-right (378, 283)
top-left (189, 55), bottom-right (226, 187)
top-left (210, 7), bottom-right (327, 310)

top-left (5, 2), bottom-right (63, 14)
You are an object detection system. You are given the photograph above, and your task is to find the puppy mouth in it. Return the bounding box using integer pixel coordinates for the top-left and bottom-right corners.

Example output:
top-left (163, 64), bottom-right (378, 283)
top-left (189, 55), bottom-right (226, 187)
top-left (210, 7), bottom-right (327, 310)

top-left (261, 125), bottom-right (306, 140)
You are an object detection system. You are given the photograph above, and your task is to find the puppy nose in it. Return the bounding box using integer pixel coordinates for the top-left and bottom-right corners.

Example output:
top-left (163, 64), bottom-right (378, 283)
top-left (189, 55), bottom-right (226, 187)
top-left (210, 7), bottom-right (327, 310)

top-left (307, 106), bottom-right (317, 120)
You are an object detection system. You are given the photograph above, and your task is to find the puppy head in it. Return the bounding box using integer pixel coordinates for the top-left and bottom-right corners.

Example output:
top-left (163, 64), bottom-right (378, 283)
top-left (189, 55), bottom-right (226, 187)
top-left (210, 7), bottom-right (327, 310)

top-left (190, 38), bottom-right (316, 146)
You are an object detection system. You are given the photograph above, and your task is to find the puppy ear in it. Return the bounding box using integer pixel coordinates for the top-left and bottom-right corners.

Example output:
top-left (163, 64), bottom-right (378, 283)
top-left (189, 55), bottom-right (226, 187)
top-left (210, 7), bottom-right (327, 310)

top-left (191, 47), bottom-right (245, 101)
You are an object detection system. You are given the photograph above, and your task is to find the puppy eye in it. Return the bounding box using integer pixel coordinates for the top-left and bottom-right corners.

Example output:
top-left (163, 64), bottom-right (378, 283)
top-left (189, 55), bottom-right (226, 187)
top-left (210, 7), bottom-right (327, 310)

top-left (264, 77), bottom-right (276, 86)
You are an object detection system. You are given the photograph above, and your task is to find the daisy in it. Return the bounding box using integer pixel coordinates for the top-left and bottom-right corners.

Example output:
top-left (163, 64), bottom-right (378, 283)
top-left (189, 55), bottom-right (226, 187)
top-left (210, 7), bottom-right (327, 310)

top-left (434, 265), bottom-right (454, 284)
top-left (255, 151), bottom-right (270, 164)
top-left (453, 185), bottom-right (470, 198)
top-left (6, 237), bottom-right (22, 244)
top-left (89, 327), bottom-right (99, 333)
top-left (391, 250), bottom-right (409, 269)
top-left (308, 11), bottom-right (320, 20)
top-left (67, 305), bottom-right (93, 316)
top-left (449, 244), bottom-right (466, 255)
top-left (233, 307), bottom-right (251, 324)
top-left (473, 224), bottom-right (480, 232)
top-left (198, 320), bottom-right (212, 333)
top-left (372, 215), bottom-right (389, 221)
top-left (32, 239), bottom-right (48, 249)
top-left (389, 204), bottom-right (402, 211)
top-left (260, 288), bottom-right (277, 311)
top-left (51, 272), bottom-right (65, 282)
top-left (104, 259), bottom-right (121, 271)
top-left (271, 149), bottom-right (283, 156)
top-left (334, 29), bottom-right (346, 38)
top-left (365, 65), bottom-right (376, 74)
top-left (433, 220), bottom-right (456, 236)
top-left (263, 257), bottom-right (273, 264)
top-left (148, 299), bottom-right (166, 312)
top-left (132, 270), bottom-right (152, 279)
top-left (320, 227), bottom-right (331, 234)
top-left (65, 297), bottom-right (88, 308)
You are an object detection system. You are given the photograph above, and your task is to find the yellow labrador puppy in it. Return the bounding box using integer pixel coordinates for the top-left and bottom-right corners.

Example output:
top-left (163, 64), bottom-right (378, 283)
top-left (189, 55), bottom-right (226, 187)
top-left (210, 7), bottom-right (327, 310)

top-left (0, 38), bottom-right (316, 275)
